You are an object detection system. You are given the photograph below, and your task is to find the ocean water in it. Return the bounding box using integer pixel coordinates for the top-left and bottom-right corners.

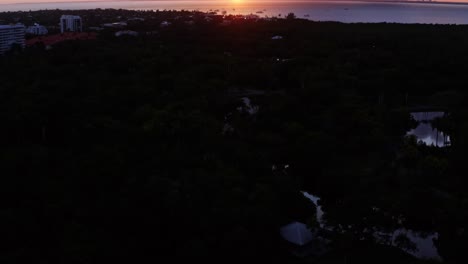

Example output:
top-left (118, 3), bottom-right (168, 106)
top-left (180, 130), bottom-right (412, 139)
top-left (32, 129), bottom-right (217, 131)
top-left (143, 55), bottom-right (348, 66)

top-left (2, 1), bottom-right (468, 24)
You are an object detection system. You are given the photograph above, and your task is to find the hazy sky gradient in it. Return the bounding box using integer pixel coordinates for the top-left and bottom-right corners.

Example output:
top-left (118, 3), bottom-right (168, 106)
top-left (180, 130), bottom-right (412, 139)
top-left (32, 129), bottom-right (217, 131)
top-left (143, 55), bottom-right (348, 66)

top-left (2, 0), bottom-right (468, 3)
top-left (2, 0), bottom-right (468, 5)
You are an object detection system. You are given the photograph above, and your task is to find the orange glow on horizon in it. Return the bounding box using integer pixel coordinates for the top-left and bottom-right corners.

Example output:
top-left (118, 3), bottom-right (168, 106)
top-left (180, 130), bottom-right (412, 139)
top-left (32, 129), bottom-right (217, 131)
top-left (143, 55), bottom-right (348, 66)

top-left (2, 0), bottom-right (468, 5)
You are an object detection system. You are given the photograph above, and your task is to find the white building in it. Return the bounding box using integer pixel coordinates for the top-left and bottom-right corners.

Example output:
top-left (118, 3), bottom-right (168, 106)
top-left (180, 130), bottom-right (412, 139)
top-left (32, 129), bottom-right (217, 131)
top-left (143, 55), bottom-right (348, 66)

top-left (60, 15), bottom-right (82, 33)
top-left (0, 24), bottom-right (25, 55)
top-left (26, 23), bottom-right (48, 35)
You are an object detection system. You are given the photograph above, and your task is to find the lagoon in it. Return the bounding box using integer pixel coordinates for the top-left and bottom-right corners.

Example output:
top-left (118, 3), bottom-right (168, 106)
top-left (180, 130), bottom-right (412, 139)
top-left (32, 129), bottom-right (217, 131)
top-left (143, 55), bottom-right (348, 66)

top-left (407, 112), bottom-right (451, 147)
top-left (302, 191), bottom-right (441, 260)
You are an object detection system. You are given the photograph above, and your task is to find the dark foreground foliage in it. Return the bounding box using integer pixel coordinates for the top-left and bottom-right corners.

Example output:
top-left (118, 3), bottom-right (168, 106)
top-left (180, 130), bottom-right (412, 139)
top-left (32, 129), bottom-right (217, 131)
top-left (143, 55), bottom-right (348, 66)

top-left (1, 9), bottom-right (468, 263)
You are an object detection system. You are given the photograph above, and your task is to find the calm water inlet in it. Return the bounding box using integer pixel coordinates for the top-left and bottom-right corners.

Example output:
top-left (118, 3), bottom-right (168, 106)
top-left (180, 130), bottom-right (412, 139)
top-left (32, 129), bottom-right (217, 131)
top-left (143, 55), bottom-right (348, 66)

top-left (302, 192), bottom-right (441, 260)
top-left (407, 112), bottom-right (451, 147)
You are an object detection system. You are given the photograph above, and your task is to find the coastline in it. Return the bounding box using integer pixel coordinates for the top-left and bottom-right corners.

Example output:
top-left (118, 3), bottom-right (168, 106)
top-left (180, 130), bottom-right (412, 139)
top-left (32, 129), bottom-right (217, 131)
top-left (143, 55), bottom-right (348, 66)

top-left (4, 0), bottom-right (468, 7)
top-left (3, 0), bottom-right (468, 25)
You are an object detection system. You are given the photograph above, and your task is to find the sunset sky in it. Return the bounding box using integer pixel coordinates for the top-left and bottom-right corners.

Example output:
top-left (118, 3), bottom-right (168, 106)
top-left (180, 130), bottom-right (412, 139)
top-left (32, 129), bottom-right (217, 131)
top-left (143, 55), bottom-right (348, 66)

top-left (2, 0), bottom-right (468, 10)
top-left (2, 0), bottom-right (468, 3)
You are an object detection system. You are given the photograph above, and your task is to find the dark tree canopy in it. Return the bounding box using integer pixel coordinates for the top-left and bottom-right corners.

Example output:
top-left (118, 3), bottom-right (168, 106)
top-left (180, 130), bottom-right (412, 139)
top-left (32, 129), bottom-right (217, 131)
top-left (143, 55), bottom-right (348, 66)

top-left (1, 9), bottom-right (467, 264)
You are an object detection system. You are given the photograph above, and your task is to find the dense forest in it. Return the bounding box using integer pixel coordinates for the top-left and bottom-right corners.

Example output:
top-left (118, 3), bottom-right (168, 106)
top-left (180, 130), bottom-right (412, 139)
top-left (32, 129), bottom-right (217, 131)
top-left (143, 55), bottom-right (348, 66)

top-left (1, 9), bottom-right (468, 263)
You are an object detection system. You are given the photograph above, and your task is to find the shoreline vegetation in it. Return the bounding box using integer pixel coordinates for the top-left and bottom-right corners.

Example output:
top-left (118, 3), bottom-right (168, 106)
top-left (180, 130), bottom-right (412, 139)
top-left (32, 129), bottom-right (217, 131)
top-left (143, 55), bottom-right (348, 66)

top-left (1, 8), bottom-right (468, 263)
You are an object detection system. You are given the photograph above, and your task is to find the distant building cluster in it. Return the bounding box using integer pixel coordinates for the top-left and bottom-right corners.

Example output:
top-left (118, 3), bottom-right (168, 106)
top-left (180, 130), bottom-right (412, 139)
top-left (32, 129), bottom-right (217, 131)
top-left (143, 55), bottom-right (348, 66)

top-left (1, 14), bottom-right (87, 54)
top-left (25, 15), bottom-right (93, 50)
top-left (0, 24), bottom-right (25, 55)
top-left (26, 23), bottom-right (48, 35)
top-left (60, 15), bottom-right (82, 33)
top-left (1, 10), bottom-right (287, 55)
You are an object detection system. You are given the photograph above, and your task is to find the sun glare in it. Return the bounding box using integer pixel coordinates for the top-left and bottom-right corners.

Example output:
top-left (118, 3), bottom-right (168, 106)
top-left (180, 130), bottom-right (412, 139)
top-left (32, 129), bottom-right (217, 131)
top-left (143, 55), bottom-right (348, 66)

top-left (231, 0), bottom-right (244, 4)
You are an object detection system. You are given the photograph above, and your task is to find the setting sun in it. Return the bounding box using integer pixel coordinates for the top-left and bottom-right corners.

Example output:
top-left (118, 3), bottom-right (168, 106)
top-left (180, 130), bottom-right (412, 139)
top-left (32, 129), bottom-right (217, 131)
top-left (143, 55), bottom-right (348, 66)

top-left (231, 0), bottom-right (244, 4)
